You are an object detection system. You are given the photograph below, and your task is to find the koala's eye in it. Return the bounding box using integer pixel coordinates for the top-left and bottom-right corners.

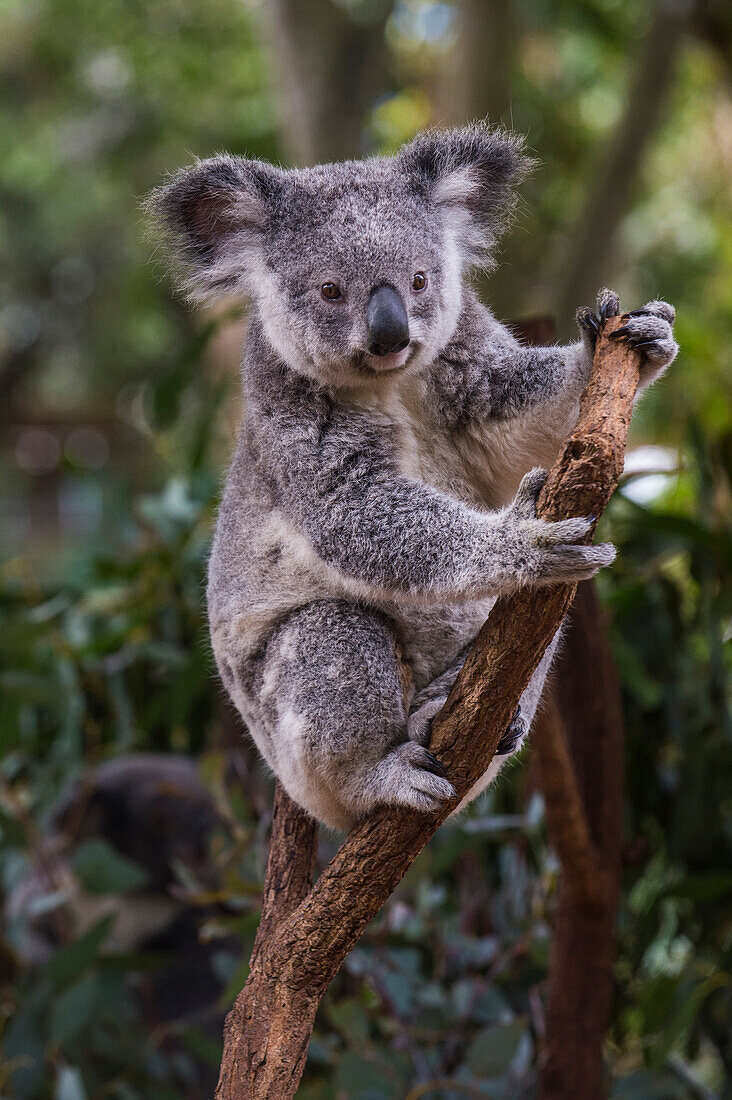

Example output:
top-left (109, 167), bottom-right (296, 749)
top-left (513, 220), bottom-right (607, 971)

top-left (412, 271), bottom-right (427, 292)
top-left (321, 282), bottom-right (341, 301)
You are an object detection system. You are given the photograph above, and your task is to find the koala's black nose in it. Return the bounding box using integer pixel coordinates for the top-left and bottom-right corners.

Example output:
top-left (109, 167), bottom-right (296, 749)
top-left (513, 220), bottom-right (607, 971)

top-left (366, 284), bottom-right (410, 357)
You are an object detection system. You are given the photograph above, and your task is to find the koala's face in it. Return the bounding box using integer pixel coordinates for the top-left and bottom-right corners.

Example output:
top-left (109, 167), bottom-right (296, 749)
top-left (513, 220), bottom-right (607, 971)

top-left (255, 162), bottom-right (461, 385)
top-left (150, 127), bottom-right (532, 388)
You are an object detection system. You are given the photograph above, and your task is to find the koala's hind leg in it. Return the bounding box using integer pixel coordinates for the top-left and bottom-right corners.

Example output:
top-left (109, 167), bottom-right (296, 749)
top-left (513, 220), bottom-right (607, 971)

top-left (254, 600), bottom-right (456, 830)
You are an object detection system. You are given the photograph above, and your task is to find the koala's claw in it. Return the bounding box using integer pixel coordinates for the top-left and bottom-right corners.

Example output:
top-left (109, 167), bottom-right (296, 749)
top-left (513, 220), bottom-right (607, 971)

top-left (375, 741), bottom-right (456, 815)
top-left (607, 303), bottom-right (677, 369)
top-left (622, 300), bottom-right (675, 324)
top-left (576, 306), bottom-right (600, 337)
top-left (577, 288), bottom-right (621, 349)
top-left (597, 287), bottom-right (621, 322)
top-left (534, 514), bottom-right (595, 546)
top-left (421, 750), bottom-right (447, 777)
top-left (496, 707), bottom-right (527, 756)
top-left (530, 539), bottom-right (617, 584)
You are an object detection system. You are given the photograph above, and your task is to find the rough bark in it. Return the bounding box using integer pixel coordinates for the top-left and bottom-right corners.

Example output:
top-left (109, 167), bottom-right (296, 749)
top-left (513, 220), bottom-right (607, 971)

top-left (215, 315), bottom-right (640, 1099)
top-left (537, 583), bottom-right (625, 1100)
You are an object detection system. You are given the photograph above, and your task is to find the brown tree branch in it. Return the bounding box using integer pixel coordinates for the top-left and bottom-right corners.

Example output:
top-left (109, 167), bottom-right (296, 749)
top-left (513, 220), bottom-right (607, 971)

top-left (215, 315), bottom-right (640, 1099)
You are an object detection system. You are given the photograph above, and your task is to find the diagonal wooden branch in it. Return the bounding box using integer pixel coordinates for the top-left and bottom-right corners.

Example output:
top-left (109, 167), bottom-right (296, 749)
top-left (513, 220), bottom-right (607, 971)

top-left (215, 316), bottom-right (640, 1099)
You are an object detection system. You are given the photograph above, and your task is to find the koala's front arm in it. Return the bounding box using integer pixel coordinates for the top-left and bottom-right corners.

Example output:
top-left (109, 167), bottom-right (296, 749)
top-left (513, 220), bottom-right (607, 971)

top-left (258, 380), bottom-right (613, 604)
top-left (444, 293), bottom-right (678, 466)
top-left (440, 311), bottom-right (592, 470)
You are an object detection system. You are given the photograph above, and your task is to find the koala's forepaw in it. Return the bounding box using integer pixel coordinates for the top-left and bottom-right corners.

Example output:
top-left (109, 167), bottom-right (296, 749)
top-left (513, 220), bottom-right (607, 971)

top-left (527, 531), bottom-right (616, 584)
top-left (576, 287), bottom-right (621, 350)
top-left (496, 706), bottom-right (527, 756)
top-left (375, 742), bottom-right (456, 815)
top-left (507, 471), bottom-right (616, 585)
top-left (407, 698), bottom-right (443, 745)
top-left (609, 300), bottom-right (678, 382)
top-left (511, 467), bottom-right (548, 520)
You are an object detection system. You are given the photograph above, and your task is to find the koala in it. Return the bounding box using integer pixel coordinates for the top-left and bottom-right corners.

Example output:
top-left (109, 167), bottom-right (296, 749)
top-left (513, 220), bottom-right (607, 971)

top-left (8, 755), bottom-right (223, 961)
top-left (149, 125), bottom-right (677, 831)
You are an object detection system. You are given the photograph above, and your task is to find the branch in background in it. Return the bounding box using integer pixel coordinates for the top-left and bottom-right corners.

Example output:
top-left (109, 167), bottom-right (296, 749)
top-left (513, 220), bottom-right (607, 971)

top-left (433, 0), bottom-right (517, 126)
top-left (538, 582), bottom-right (625, 1100)
top-left (533, 694), bottom-right (606, 910)
top-left (534, 0), bottom-right (688, 331)
top-left (215, 317), bottom-right (641, 1099)
top-left (257, 0), bottom-right (393, 164)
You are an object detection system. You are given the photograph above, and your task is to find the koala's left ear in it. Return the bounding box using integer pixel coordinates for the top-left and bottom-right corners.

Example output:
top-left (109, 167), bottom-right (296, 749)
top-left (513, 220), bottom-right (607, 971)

top-left (398, 125), bottom-right (535, 265)
top-left (146, 155), bottom-right (284, 304)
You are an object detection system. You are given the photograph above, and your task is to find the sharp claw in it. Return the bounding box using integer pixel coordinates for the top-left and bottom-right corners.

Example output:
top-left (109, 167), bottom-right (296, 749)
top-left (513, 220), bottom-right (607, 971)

top-left (629, 339), bottom-right (657, 350)
top-left (622, 308), bottom-right (650, 318)
top-left (422, 751), bottom-right (446, 777)
top-left (599, 296), bottom-right (620, 322)
top-left (609, 325), bottom-right (630, 339)
top-left (496, 732), bottom-right (522, 756)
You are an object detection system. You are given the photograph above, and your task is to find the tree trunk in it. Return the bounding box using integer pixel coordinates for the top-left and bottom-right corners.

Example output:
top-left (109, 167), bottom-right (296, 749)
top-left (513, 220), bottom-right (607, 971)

top-left (537, 583), bottom-right (625, 1099)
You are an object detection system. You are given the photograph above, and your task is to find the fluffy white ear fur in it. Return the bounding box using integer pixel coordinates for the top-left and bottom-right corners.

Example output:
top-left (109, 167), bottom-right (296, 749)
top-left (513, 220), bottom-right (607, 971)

top-left (146, 155), bottom-right (282, 304)
top-left (398, 124), bottom-right (535, 266)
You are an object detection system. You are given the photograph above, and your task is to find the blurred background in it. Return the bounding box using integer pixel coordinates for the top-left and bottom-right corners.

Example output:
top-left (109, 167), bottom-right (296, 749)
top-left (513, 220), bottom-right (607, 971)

top-left (1, 0), bottom-right (730, 1097)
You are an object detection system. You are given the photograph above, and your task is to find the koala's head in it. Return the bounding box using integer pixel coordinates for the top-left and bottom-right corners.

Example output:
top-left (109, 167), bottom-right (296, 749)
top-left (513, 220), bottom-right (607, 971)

top-left (148, 125), bottom-right (533, 388)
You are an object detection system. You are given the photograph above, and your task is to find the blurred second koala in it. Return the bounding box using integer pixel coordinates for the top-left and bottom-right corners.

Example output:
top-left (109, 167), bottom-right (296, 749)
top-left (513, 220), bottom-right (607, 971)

top-left (7, 754), bottom-right (235, 1025)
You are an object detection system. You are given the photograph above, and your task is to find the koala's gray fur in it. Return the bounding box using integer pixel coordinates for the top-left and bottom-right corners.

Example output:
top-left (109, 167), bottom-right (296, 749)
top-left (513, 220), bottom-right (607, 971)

top-left (149, 124), bottom-right (678, 830)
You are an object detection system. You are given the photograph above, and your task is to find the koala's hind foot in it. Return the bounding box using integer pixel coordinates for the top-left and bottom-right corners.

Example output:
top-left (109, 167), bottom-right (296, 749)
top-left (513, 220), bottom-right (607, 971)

top-left (370, 742), bottom-right (456, 815)
top-left (245, 599), bottom-right (455, 830)
top-left (496, 706), bottom-right (527, 756)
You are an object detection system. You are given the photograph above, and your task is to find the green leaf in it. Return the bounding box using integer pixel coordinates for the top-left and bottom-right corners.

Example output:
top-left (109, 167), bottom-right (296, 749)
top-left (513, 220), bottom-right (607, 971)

top-left (44, 916), bottom-right (114, 989)
top-left (466, 1020), bottom-right (527, 1079)
top-left (50, 974), bottom-right (100, 1046)
top-left (328, 997), bottom-right (370, 1046)
top-left (72, 838), bottom-right (149, 895)
top-left (334, 1052), bottom-right (398, 1099)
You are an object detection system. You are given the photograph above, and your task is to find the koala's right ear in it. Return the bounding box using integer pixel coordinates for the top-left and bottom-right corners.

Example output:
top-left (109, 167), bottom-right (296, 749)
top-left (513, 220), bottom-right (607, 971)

top-left (145, 155), bottom-right (283, 304)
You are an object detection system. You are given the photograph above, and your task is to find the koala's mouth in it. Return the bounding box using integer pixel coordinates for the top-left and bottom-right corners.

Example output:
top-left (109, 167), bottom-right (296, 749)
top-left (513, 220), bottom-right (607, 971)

top-left (358, 342), bottom-right (417, 374)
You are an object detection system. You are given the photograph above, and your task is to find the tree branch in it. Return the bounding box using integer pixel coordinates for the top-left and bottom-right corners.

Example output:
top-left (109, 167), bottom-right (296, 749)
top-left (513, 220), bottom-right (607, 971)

top-left (215, 315), bottom-right (640, 1099)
